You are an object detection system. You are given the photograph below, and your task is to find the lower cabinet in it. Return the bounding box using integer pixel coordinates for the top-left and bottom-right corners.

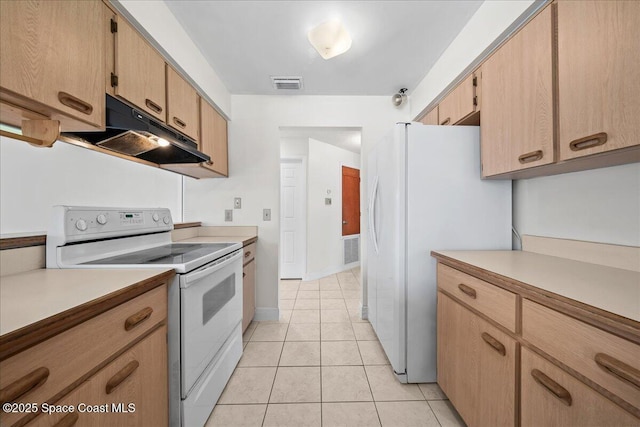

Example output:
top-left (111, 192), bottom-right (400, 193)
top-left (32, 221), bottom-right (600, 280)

top-left (29, 326), bottom-right (168, 427)
top-left (242, 243), bottom-right (256, 332)
top-left (437, 292), bottom-right (516, 427)
top-left (521, 347), bottom-right (638, 427)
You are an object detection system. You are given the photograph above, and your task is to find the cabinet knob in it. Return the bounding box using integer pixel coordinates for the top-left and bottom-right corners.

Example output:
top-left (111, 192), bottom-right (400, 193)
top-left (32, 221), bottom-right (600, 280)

top-left (124, 307), bottom-right (153, 331)
top-left (145, 99), bottom-right (163, 114)
top-left (457, 283), bottom-right (477, 299)
top-left (0, 367), bottom-right (49, 404)
top-left (105, 360), bottom-right (139, 395)
top-left (594, 353), bottom-right (640, 389)
top-left (173, 117), bottom-right (187, 128)
top-left (481, 332), bottom-right (506, 356)
top-left (440, 117), bottom-right (451, 126)
top-left (531, 369), bottom-right (572, 407)
top-left (518, 150), bottom-right (544, 164)
top-left (58, 92), bottom-right (93, 115)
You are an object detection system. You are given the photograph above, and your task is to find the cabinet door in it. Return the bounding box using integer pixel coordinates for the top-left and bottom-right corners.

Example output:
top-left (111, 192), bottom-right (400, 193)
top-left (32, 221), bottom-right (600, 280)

top-left (30, 326), bottom-right (168, 427)
top-left (480, 6), bottom-right (554, 177)
top-left (166, 66), bottom-right (199, 140)
top-left (438, 74), bottom-right (477, 125)
top-left (200, 99), bottom-right (229, 176)
top-left (242, 259), bottom-right (256, 332)
top-left (437, 292), bottom-right (516, 427)
top-left (521, 347), bottom-right (638, 427)
top-left (0, 0), bottom-right (104, 128)
top-left (557, 1), bottom-right (640, 160)
top-left (114, 17), bottom-right (166, 121)
top-left (420, 106), bottom-right (439, 125)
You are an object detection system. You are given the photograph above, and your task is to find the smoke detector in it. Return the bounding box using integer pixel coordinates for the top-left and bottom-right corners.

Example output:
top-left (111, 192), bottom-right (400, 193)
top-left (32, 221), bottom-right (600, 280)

top-left (271, 76), bottom-right (303, 90)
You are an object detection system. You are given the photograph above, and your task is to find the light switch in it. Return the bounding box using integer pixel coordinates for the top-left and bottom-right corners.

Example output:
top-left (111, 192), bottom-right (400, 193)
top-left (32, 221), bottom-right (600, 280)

top-left (263, 209), bottom-right (271, 221)
top-left (234, 197), bottom-right (242, 209)
top-left (225, 209), bottom-right (233, 222)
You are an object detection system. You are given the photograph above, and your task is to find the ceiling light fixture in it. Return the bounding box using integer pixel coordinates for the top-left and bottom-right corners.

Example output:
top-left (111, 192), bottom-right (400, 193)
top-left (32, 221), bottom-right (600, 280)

top-left (392, 88), bottom-right (408, 107)
top-left (308, 20), bottom-right (352, 60)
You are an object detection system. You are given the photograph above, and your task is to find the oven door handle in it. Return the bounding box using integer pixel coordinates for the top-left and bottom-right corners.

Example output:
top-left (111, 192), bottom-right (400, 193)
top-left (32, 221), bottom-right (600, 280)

top-left (182, 250), bottom-right (242, 287)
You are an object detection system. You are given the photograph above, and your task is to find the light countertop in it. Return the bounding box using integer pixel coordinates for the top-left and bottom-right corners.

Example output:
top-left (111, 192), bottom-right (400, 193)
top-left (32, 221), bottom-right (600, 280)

top-left (0, 268), bottom-right (173, 337)
top-left (432, 250), bottom-right (640, 322)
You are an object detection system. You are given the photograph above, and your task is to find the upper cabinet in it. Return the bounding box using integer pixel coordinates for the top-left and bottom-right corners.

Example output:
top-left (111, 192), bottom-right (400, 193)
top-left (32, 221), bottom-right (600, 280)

top-left (557, 0), bottom-right (640, 161)
top-left (420, 106), bottom-right (439, 126)
top-left (167, 66), bottom-right (199, 141)
top-left (438, 74), bottom-right (478, 126)
top-left (0, 0), bottom-right (105, 130)
top-left (200, 99), bottom-right (229, 176)
top-left (480, 6), bottom-right (554, 177)
top-left (112, 17), bottom-right (166, 121)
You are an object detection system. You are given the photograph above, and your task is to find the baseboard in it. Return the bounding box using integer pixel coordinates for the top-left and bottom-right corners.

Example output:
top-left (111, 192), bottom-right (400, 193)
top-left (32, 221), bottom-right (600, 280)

top-left (253, 307), bottom-right (279, 321)
top-left (304, 262), bottom-right (361, 281)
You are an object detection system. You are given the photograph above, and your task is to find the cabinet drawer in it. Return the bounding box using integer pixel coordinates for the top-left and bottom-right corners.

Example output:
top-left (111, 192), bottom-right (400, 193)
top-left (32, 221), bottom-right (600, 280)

top-left (243, 243), bottom-right (256, 265)
top-left (437, 264), bottom-right (517, 332)
top-left (0, 285), bottom-right (167, 427)
top-left (522, 299), bottom-right (640, 410)
top-left (521, 346), bottom-right (638, 426)
top-left (29, 326), bottom-right (168, 427)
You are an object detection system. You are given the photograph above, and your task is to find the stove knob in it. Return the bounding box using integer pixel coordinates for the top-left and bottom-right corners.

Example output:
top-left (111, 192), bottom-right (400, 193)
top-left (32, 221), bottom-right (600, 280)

top-left (96, 214), bottom-right (107, 225)
top-left (163, 216), bottom-right (171, 225)
top-left (152, 213), bottom-right (160, 222)
top-left (75, 219), bottom-right (87, 231)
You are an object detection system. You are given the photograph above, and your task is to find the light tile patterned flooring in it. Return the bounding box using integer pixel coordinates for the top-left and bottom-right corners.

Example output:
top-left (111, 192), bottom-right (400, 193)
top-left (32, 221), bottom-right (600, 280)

top-left (206, 268), bottom-right (466, 427)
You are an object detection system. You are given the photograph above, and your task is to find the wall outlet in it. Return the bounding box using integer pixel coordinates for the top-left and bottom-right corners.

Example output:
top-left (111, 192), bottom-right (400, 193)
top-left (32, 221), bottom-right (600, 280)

top-left (325, 198), bottom-right (332, 205)
top-left (234, 197), bottom-right (242, 209)
top-left (225, 209), bottom-right (233, 222)
top-left (263, 208), bottom-right (271, 221)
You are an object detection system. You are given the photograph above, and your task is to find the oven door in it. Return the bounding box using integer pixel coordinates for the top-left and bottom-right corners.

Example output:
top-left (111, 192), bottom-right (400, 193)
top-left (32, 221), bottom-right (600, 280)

top-left (179, 249), bottom-right (242, 397)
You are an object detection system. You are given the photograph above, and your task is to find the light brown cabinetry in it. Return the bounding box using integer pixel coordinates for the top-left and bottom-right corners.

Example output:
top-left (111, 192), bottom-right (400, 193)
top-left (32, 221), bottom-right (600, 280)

top-left (113, 16), bottom-right (166, 121)
top-left (0, 0), bottom-right (105, 130)
top-left (200, 99), bottom-right (229, 176)
top-left (480, 6), bottom-right (554, 177)
top-left (0, 282), bottom-right (169, 427)
top-left (557, 1), bottom-right (640, 161)
top-left (437, 292), bottom-right (516, 427)
top-left (521, 347), bottom-right (638, 427)
top-left (167, 66), bottom-right (199, 140)
top-left (438, 74), bottom-right (478, 126)
top-left (30, 326), bottom-right (168, 427)
top-left (243, 243), bottom-right (256, 332)
top-left (420, 107), bottom-right (439, 126)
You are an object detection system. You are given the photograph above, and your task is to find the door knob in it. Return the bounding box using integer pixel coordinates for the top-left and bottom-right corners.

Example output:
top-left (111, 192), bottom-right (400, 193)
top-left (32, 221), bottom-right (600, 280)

top-left (342, 221), bottom-right (347, 225)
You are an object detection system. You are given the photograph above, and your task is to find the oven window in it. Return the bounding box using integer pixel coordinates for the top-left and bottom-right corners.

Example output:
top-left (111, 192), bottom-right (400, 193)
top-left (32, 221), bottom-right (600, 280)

top-left (202, 273), bottom-right (236, 325)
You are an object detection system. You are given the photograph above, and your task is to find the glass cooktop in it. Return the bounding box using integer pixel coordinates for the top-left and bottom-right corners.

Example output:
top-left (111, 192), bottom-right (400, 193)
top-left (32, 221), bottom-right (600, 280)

top-left (83, 243), bottom-right (237, 266)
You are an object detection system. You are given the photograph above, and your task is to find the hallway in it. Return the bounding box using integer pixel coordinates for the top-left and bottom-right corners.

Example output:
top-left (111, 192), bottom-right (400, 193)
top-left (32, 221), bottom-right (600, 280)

top-left (206, 268), bottom-right (466, 426)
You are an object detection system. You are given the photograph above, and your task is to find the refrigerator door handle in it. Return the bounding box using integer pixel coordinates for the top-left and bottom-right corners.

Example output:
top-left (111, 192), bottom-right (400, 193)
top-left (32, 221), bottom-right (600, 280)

top-left (369, 175), bottom-right (380, 255)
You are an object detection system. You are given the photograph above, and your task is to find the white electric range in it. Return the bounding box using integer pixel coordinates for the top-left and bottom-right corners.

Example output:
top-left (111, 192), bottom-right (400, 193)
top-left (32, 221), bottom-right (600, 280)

top-left (46, 206), bottom-right (243, 427)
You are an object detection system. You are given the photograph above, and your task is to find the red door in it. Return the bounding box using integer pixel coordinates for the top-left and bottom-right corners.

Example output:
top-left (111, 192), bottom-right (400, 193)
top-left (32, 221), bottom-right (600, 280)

top-left (342, 166), bottom-right (360, 236)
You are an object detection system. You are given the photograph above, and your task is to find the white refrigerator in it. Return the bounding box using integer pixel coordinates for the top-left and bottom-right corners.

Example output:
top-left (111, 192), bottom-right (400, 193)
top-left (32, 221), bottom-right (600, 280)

top-left (366, 123), bottom-right (511, 383)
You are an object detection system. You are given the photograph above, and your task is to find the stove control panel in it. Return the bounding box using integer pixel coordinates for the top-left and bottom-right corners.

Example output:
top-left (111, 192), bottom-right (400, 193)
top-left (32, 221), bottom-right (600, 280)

top-left (48, 206), bottom-right (174, 245)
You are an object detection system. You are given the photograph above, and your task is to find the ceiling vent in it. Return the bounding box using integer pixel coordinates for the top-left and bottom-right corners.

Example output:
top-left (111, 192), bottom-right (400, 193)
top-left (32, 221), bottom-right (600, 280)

top-left (271, 76), bottom-right (303, 90)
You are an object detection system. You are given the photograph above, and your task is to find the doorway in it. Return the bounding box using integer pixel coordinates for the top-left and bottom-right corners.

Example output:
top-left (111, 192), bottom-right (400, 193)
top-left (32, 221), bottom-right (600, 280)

top-left (342, 165), bottom-right (360, 236)
top-left (279, 158), bottom-right (307, 279)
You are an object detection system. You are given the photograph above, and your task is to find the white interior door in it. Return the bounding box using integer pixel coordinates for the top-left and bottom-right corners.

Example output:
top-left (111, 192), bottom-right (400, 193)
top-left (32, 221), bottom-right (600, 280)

top-left (280, 159), bottom-right (306, 279)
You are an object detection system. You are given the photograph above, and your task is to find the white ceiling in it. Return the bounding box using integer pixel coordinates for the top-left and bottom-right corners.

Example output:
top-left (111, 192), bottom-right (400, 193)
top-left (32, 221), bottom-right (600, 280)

top-left (280, 127), bottom-right (362, 154)
top-left (164, 1), bottom-right (483, 96)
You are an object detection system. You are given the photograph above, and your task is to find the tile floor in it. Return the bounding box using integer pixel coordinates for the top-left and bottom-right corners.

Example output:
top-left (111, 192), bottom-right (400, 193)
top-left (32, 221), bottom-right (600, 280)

top-left (206, 268), bottom-right (466, 427)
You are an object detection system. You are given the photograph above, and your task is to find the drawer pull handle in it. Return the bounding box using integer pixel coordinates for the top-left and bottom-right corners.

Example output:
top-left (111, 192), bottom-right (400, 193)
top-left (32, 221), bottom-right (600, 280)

top-left (569, 132), bottom-right (607, 151)
top-left (206, 160), bottom-right (214, 166)
top-left (440, 117), bottom-right (451, 126)
top-left (105, 360), bottom-right (139, 394)
top-left (173, 116), bottom-right (187, 128)
top-left (58, 92), bottom-right (93, 115)
top-left (0, 367), bottom-right (49, 404)
top-left (531, 369), bottom-right (572, 406)
top-left (243, 272), bottom-right (246, 278)
top-left (124, 307), bottom-right (153, 331)
top-left (145, 99), bottom-right (163, 114)
top-left (481, 332), bottom-right (506, 356)
top-left (53, 412), bottom-right (79, 427)
top-left (518, 150), bottom-right (543, 164)
top-left (594, 353), bottom-right (640, 389)
top-left (457, 283), bottom-right (476, 299)
top-left (245, 251), bottom-right (251, 258)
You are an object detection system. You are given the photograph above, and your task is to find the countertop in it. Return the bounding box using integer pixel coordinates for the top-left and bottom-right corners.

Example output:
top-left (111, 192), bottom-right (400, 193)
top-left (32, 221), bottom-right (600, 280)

top-left (432, 250), bottom-right (640, 323)
top-left (0, 268), bottom-right (173, 342)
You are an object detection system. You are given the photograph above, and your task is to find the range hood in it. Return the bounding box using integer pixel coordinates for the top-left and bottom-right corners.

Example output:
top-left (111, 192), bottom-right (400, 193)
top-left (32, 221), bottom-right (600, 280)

top-left (64, 95), bottom-right (210, 164)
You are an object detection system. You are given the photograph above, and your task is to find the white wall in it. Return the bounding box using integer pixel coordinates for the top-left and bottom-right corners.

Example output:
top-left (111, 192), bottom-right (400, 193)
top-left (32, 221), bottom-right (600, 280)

top-left (410, 0), bottom-right (536, 119)
top-left (184, 95), bottom-right (409, 319)
top-left (115, 0), bottom-right (231, 117)
top-left (281, 137), bottom-right (309, 158)
top-left (307, 138), bottom-right (360, 278)
top-left (513, 164), bottom-right (640, 247)
top-left (0, 135), bottom-right (182, 234)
